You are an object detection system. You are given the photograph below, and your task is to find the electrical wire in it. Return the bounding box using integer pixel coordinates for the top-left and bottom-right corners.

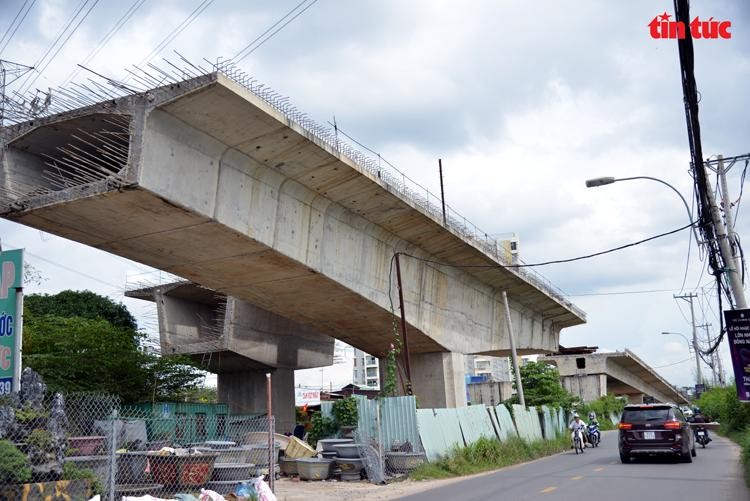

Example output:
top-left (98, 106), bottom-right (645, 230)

top-left (232, 0), bottom-right (319, 64)
top-left (135, 0), bottom-right (215, 68)
top-left (398, 221), bottom-right (694, 270)
top-left (0, 0), bottom-right (36, 57)
top-left (61, 0), bottom-right (148, 87)
top-left (652, 357), bottom-right (695, 369)
top-left (18, 0), bottom-right (100, 95)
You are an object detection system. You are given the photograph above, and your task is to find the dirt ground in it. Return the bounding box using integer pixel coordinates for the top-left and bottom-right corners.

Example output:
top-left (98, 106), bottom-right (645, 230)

top-left (274, 476), bottom-right (464, 501)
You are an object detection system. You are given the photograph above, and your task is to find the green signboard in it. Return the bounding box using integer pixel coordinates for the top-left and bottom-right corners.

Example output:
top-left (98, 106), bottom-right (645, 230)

top-left (0, 249), bottom-right (23, 395)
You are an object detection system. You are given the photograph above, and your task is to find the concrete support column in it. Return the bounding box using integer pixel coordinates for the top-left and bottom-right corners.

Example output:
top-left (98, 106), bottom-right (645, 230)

top-left (217, 369), bottom-right (295, 433)
top-left (627, 393), bottom-right (645, 404)
top-left (410, 352), bottom-right (467, 408)
top-left (560, 374), bottom-right (607, 403)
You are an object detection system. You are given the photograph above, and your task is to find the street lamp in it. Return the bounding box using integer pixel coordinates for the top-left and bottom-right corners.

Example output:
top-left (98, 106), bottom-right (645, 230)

top-left (585, 176), bottom-right (695, 231)
top-left (661, 331), bottom-right (701, 385)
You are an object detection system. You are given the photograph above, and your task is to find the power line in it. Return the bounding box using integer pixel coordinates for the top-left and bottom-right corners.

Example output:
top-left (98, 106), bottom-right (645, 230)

top-left (0, 0), bottom-right (37, 57)
top-left (652, 357), bottom-right (694, 369)
top-left (18, 0), bottom-right (100, 95)
top-left (62, 0), bottom-right (148, 86)
top-left (232, 0), bottom-right (319, 64)
top-left (135, 0), bottom-right (215, 69)
top-left (399, 221), bottom-right (694, 270)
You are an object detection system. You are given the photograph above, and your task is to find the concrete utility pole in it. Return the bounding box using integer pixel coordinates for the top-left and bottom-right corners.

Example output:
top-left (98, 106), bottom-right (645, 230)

top-left (502, 291), bottom-right (525, 407)
top-left (675, 293), bottom-right (702, 385)
top-left (704, 163), bottom-right (748, 309)
top-left (697, 323), bottom-right (717, 385)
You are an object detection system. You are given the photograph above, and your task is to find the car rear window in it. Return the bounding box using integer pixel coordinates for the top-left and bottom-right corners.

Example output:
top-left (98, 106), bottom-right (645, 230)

top-left (622, 408), bottom-right (671, 422)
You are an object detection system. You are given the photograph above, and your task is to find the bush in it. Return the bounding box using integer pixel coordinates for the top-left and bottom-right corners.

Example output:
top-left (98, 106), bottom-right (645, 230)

top-left (0, 440), bottom-right (32, 484)
top-left (331, 397), bottom-right (359, 427)
top-left (578, 394), bottom-right (626, 430)
top-left (696, 385), bottom-right (750, 432)
top-left (307, 413), bottom-right (336, 447)
top-left (62, 462), bottom-right (102, 495)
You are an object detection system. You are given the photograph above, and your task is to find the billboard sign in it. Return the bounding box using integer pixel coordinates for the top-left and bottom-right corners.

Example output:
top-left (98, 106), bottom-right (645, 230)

top-left (0, 249), bottom-right (23, 395)
top-left (295, 388), bottom-right (321, 407)
top-left (724, 308), bottom-right (750, 402)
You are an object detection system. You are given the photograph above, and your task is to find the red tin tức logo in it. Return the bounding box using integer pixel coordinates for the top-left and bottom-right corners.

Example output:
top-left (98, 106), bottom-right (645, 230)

top-left (649, 11), bottom-right (731, 39)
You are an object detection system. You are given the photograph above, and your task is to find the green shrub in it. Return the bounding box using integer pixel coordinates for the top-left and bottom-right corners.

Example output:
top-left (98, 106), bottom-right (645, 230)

top-left (27, 429), bottom-right (54, 451)
top-left (331, 397), bottom-right (358, 427)
top-left (307, 413), bottom-right (336, 447)
top-left (0, 440), bottom-right (32, 484)
top-left (62, 462), bottom-right (102, 495)
top-left (578, 394), bottom-right (626, 430)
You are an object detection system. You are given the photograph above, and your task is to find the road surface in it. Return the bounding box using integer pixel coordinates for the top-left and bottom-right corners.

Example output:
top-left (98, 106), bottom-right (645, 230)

top-left (397, 431), bottom-right (748, 500)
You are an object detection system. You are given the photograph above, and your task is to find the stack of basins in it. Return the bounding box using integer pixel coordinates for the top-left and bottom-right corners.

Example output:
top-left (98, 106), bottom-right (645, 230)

top-left (297, 439), bottom-right (352, 481)
top-left (333, 443), bottom-right (365, 481)
top-left (198, 441), bottom-right (256, 493)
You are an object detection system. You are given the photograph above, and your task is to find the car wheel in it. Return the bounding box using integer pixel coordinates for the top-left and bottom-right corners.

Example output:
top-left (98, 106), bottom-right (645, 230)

top-left (681, 449), bottom-right (693, 463)
top-left (691, 446), bottom-right (696, 457)
top-left (619, 452), bottom-right (630, 464)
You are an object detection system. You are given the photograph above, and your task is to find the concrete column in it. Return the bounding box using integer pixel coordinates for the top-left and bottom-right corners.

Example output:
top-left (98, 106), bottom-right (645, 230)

top-left (627, 393), bottom-right (645, 404)
top-left (217, 369), bottom-right (295, 433)
top-left (410, 352), bottom-right (467, 408)
top-left (560, 374), bottom-right (606, 402)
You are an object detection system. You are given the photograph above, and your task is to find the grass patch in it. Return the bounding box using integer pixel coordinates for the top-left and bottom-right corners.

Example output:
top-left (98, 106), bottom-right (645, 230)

top-left (410, 434), bottom-right (570, 480)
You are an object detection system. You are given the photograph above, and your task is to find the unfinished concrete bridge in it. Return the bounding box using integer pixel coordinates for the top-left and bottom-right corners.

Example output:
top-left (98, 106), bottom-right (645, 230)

top-left (0, 63), bottom-right (585, 427)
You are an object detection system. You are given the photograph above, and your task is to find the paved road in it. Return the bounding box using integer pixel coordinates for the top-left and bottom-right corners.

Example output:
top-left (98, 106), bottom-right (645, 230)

top-left (398, 431), bottom-right (748, 500)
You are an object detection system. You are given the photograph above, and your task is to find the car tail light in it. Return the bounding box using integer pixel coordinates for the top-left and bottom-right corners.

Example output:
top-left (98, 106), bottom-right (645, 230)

top-left (664, 420), bottom-right (682, 430)
top-left (618, 423), bottom-right (632, 430)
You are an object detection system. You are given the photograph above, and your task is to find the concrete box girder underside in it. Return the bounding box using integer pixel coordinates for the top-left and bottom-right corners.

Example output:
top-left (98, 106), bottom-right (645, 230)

top-left (1, 73), bottom-right (585, 360)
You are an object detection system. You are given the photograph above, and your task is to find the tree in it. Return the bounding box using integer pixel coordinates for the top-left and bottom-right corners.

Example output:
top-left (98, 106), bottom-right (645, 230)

top-left (25, 290), bottom-right (137, 330)
top-left (510, 361), bottom-right (575, 409)
top-left (22, 290), bottom-right (204, 403)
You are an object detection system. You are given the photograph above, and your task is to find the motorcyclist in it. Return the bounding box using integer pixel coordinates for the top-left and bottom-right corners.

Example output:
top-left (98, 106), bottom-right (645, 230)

top-left (692, 407), bottom-right (711, 443)
top-left (587, 411), bottom-right (601, 445)
top-left (569, 413), bottom-right (587, 451)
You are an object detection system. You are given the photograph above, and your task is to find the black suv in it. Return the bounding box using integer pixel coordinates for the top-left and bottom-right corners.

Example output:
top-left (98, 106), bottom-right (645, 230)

top-left (618, 403), bottom-right (696, 463)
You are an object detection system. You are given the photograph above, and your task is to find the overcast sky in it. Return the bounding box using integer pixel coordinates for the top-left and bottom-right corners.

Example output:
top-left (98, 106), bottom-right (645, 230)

top-left (1, 0), bottom-right (748, 391)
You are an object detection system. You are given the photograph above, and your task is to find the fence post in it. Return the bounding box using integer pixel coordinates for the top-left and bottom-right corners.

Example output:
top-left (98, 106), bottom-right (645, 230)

top-left (266, 372), bottom-right (274, 493)
top-left (376, 399), bottom-right (384, 475)
top-left (108, 408), bottom-right (118, 501)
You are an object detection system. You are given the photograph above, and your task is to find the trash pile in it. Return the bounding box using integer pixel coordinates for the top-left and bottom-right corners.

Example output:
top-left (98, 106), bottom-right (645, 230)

top-left (120, 476), bottom-right (276, 501)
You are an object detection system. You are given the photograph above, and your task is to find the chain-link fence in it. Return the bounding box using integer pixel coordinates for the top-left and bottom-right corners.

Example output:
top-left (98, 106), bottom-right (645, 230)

top-left (353, 396), bottom-right (426, 484)
top-left (0, 387), bottom-right (276, 500)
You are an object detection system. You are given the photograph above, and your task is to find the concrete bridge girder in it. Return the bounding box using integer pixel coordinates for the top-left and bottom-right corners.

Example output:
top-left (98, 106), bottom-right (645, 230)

top-left (1, 74), bottom-right (586, 410)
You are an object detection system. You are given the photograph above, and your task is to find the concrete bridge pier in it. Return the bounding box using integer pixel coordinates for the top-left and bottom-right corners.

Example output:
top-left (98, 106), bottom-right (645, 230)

top-left (380, 352), bottom-right (467, 408)
top-left (126, 283), bottom-right (334, 433)
top-left (218, 369), bottom-right (295, 432)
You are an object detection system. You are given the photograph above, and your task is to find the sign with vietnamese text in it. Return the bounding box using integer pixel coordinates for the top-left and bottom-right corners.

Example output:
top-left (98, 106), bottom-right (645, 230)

top-left (0, 249), bottom-right (23, 395)
top-left (295, 388), bottom-right (321, 407)
top-left (724, 308), bottom-right (750, 402)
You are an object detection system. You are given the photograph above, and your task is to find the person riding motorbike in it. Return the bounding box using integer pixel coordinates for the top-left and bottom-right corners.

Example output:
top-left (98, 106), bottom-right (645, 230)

top-left (587, 411), bottom-right (601, 446)
top-left (569, 413), bottom-right (587, 451)
top-left (692, 407), bottom-right (711, 443)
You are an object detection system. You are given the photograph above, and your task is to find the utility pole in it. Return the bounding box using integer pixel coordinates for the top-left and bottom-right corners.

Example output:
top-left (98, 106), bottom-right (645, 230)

top-left (0, 60), bottom-right (34, 126)
top-left (502, 291), bottom-right (525, 407)
top-left (703, 164), bottom-right (748, 309)
top-left (696, 323), bottom-right (717, 385)
top-left (675, 293), bottom-right (702, 385)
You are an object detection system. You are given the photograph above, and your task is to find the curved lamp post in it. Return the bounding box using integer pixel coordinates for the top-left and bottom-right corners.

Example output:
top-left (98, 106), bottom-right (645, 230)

top-left (585, 176), bottom-right (698, 243)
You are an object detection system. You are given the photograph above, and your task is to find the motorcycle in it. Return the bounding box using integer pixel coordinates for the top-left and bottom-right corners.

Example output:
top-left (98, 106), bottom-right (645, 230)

top-left (694, 426), bottom-right (709, 448)
top-left (572, 428), bottom-right (585, 454)
top-left (587, 422), bottom-right (601, 447)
